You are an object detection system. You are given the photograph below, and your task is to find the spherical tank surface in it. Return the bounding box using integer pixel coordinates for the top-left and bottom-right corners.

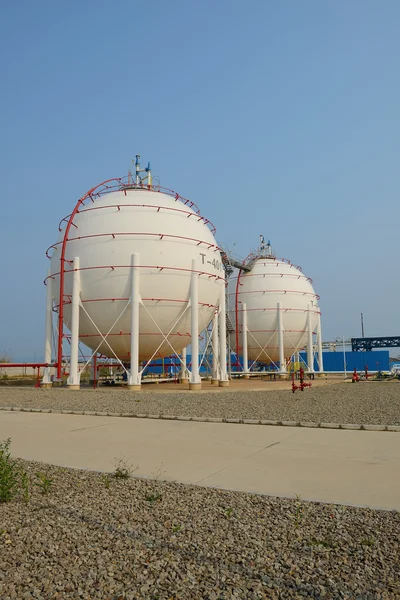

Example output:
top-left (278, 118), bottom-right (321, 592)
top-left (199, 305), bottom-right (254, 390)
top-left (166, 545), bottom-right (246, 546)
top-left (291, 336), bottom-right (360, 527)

top-left (230, 257), bottom-right (320, 364)
top-left (49, 186), bottom-right (225, 361)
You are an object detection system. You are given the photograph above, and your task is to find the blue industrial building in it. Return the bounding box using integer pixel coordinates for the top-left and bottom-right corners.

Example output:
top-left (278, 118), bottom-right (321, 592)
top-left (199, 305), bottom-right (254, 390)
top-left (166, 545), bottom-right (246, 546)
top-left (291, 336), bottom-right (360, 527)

top-left (304, 350), bottom-right (390, 372)
top-left (142, 350), bottom-right (390, 375)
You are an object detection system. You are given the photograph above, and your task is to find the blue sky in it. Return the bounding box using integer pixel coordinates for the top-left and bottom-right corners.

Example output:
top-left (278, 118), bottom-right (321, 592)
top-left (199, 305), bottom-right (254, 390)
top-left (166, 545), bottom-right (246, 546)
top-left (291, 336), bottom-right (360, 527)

top-left (0, 0), bottom-right (399, 360)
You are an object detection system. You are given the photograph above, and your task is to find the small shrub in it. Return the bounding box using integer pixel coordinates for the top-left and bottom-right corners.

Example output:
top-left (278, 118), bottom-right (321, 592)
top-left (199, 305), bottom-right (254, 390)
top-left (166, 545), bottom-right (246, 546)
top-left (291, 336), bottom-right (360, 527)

top-left (361, 537), bottom-right (375, 547)
top-left (101, 474), bottom-right (112, 489)
top-left (291, 493), bottom-right (304, 529)
top-left (145, 492), bottom-right (162, 503)
top-left (0, 438), bottom-right (20, 503)
top-left (309, 537), bottom-right (335, 549)
top-left (35, 471), bottom-right (53, 495)
top-left (113, 457), bottom-right (136, 479)
top-left (152, 463), bottom-right (166, 482)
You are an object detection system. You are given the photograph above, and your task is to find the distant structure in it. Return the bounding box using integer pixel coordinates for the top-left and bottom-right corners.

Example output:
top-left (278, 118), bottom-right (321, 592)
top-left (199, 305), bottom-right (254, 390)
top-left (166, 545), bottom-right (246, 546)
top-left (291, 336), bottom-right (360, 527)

top-left (351, 336), bottom-right (400, 352)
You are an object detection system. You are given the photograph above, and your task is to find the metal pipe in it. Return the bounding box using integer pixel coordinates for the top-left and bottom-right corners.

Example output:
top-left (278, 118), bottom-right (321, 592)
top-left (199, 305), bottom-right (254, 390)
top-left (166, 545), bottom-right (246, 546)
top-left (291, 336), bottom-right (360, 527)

top-left (317, 313), bottom-right (324, 373)
top-left (306, 305), bottom-right (314, 373)
top-left (42, 270), bottom-right (53, 386)
top-left (189, 259), bottom-right (201, 389)
top-left (277, 301), bottom-right (286, 374)
top-left (93, 354), bottom-right (97, 389)
top-left (56, 177), bottom-right (121, 379)
top-left (128, 253), bottom-right (141, 390)
top-left (242, 302), bottom-right (249, 378)
top-left (135, 155), bottom-right (140, 185)
top-left (180, 346), bottom-right (189, 382)
top-left (234, 268), bottom-right (242, 369)
top-left (219, 282), bottom-right (229, 386)
top-left (211, 310), bottom-right (220, 384)
top-left (0, 363), bottom-right (54, 368)
top-left (67, 256), bottom-right (81, 389)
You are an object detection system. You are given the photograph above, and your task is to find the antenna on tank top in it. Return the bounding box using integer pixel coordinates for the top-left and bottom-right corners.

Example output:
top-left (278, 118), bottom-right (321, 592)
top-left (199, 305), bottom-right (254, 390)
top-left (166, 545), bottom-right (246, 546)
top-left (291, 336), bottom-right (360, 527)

top-left (259, 235), bottom-right (274, 259)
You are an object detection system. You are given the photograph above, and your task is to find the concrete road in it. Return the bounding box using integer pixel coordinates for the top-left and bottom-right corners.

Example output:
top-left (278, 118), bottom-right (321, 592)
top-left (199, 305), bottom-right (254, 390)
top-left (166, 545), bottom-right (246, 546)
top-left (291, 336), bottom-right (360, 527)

top-left (1, 411), bottom-right (399, 510)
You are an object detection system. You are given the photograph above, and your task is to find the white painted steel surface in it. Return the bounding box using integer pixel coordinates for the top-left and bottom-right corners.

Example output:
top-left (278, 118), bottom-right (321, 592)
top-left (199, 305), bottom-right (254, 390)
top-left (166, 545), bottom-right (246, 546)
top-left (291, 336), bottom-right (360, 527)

top-left (42, 269), bottom-right (53, 384)
top-left (230, 258), bottom-right (320, 364)
top-left (67, 257), bottom-right (80, 386)
top-left (128, 253), bottom-right (140, 386)
top-left (50, 189), bottom-right (224, 361)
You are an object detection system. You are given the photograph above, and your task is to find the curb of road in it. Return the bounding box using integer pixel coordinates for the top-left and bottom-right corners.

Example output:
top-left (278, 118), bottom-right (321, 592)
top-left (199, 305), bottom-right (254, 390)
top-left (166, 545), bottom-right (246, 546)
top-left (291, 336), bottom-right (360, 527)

top-left (1, 406), bottom-right (399, 432)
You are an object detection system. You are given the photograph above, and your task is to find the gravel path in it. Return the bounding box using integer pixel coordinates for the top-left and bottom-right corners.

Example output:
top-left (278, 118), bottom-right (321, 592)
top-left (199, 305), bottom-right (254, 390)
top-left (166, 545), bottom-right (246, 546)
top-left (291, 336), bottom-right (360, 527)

top-left (1, 459), bottom-right (399, 599)
top-left (0, 383), bottom-right (399, 425)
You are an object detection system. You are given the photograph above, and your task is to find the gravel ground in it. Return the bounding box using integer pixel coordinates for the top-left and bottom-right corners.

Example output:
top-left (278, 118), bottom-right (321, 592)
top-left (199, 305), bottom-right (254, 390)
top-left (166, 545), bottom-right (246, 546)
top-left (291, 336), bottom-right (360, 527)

top-left (1, 459), bottom-right (399, 600)
top-left (0, 383), bottom-right (399, 425)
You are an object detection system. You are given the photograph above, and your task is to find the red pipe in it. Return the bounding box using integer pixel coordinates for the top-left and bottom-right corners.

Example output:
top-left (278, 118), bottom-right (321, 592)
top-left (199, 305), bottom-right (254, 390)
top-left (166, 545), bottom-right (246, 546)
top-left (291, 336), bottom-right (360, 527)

top-left (93, 355), bottom-right (97, 390)
top-left (0, 363), bottom-right (55, 368)
top-left (54, 178), bottom-right (218, 379)
top-left (56, 178), bottom-right (123, 379)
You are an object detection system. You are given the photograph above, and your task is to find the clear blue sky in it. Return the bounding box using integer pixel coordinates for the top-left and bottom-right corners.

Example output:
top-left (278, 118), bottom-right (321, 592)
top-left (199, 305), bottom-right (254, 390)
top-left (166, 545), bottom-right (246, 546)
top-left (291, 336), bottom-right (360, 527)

top-left (1, 0), bottom-right (399, 361)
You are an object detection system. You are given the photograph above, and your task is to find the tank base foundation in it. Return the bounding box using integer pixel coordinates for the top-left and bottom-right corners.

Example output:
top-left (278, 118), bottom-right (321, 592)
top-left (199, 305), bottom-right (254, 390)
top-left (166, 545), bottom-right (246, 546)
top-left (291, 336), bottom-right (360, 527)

top-left (278, 373), bottom-right (288, 380)
top-left (179, 378), bottom-right (189, 384)
top-left (127, 385), bottom-right (141, 391)
top-left (41, 383), bottom-right (53, 389)
top-left (189, 382), bottom-right (202, 391)
top-left (211, 379), bottom-right (219, 385)
top-left (67, 385), bottom-right (80, 391)
top-left (243, 374), bottom-right (250, 379)
top-left (219, 380), bottom-right (230, 387)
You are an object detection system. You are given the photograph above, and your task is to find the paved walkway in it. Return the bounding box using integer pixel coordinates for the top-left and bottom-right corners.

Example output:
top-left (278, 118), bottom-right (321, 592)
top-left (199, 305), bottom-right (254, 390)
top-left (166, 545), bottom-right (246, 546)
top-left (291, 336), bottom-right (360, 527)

top-left (1, 411), bottom-right (399, 510)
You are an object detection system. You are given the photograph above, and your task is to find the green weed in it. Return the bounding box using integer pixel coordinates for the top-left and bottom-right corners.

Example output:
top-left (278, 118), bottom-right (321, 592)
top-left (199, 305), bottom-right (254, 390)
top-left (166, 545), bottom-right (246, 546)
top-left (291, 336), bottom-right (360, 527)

top-left (35, 471), bottom-right (53, 495)
top-left (145, 492), bottom-right (162, 503)
top-left (291, 493), bottom-right (304, 529)
top-left (113, 457), bottom-right (137, 479)
top-left (101, 474), bottom-right (112, 489)
top-left (0, 438), bottom-right (19, 503)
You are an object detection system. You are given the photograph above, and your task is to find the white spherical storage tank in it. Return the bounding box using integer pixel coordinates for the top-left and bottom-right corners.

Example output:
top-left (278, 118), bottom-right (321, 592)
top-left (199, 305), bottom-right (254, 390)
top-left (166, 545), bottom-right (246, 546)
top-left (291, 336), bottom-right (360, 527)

top-left (229, 245), bottom-right (321, 371)
top-left (44, 170), bottom-right (227, 389)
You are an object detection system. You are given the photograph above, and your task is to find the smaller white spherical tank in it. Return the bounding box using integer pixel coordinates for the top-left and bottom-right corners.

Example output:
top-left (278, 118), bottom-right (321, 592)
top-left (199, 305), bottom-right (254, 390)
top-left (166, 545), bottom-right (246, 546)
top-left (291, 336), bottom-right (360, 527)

top-left (229, 255), bottom-right (320, 364)
top-left (48, 185), bottom-right (225, 362)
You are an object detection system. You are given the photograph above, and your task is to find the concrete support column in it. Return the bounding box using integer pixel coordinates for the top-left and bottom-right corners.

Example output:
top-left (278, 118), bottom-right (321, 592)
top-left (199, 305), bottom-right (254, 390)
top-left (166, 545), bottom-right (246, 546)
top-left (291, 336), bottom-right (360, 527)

top-left (179, 347), bottom-right (189, 383)
top-left (128, 253), bottom-right (141, 390)
top-left (67, 257), bottom-right (81, 390)
top-left (42, 269), bottom-right (53, 388)
top-left (189, 259), bottom-right (201, 390)
top-left (307, 304), bottom-right (314, 374)
top-left (211, 311), bottom-right (220, 385)
top-left (317, 312), bottom-right (324, 375)
top-left (242, 302), bottom-right (249, 378)
top-left (277, 301), bottom-right (286, 376)
top-left (219, 283), bottom-right (229, 387)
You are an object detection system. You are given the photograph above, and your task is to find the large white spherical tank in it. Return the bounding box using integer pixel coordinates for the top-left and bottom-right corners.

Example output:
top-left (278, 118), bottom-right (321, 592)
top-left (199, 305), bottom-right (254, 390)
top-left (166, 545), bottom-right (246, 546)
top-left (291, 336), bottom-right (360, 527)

top-left (49, 187), bottom-right (224, 361)
top-left (229, 258), bottom-right (320, 364)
